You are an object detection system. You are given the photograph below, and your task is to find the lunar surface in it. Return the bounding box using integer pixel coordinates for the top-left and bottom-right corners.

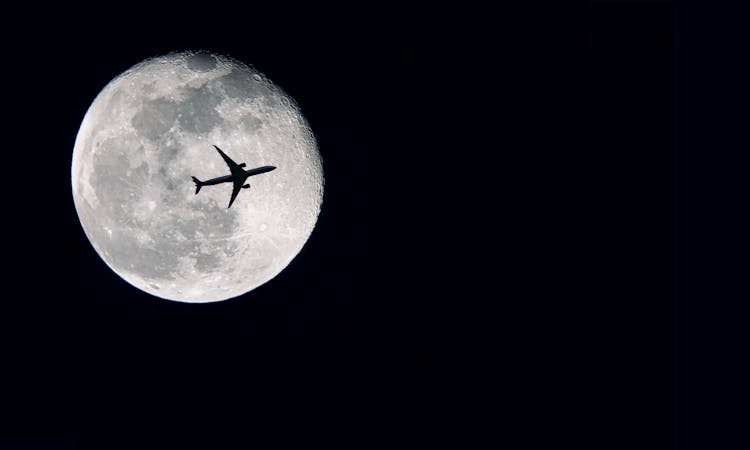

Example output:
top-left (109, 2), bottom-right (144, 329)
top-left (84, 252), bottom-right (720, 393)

top-left (71, 51), bottom-right (323, 303)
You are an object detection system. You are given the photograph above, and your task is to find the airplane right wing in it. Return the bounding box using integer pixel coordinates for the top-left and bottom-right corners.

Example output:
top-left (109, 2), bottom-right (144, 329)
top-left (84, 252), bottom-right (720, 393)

top-left (227, 179), bottom-right (243, 209)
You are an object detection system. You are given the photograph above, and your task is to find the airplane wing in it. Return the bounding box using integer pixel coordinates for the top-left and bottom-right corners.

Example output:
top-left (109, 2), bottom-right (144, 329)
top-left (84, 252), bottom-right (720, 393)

top-left (227, 179), bottom-right (243, 209)
top-left (213, 145), bottom-right (244, 176)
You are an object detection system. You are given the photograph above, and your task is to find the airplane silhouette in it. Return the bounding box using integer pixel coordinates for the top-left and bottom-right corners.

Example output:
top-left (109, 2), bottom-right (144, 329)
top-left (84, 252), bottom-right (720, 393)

top-left (191, 145), bottom-right (276, 208)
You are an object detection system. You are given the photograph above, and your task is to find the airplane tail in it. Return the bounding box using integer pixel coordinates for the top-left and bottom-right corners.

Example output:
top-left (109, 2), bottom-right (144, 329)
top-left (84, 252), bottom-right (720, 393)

top-left (191, 176), bottom-right (204, 194)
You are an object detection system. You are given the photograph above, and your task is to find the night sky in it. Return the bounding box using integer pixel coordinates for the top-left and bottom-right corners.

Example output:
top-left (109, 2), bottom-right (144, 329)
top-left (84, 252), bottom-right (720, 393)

top-left (3, 3), bottom-right (673, 449)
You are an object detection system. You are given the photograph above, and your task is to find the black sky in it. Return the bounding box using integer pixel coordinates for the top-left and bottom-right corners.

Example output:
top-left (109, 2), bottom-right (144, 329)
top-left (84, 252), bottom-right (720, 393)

top-left (2, 3), bottom-right (673, 449)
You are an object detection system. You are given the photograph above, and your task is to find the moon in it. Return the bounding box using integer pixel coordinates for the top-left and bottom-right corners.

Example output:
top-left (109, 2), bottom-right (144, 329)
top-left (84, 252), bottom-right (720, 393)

top-left (71, 51), bottom-right (324, 303)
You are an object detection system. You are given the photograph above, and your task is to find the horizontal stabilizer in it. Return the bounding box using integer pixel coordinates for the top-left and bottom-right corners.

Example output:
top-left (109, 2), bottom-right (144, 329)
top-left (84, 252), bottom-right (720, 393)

top-left (191, 176), bottom-right (203, 194)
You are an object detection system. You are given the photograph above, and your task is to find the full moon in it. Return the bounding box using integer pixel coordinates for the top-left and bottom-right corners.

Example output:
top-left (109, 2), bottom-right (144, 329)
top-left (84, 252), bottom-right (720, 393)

top-left (71, 51), bottom-right (324, 303)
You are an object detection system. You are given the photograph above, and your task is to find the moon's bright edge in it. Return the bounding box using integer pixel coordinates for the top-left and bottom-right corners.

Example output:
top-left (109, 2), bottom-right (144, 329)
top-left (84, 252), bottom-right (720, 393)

top-left (71, 51), bottom-right (324, 303)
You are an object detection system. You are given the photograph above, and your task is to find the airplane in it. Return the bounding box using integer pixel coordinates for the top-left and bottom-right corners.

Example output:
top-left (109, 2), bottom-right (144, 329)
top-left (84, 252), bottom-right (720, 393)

top-left (191, 145), bottom-right (276, 208)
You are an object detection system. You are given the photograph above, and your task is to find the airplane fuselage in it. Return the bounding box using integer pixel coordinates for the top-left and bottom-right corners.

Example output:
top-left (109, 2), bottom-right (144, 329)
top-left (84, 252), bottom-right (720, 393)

top-left (200, 165), bottom-right (276, 186)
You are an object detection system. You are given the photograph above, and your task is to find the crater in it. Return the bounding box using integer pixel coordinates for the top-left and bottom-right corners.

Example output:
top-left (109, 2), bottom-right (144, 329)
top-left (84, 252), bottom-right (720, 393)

top-left (186, 53), bottom-right (217, 72)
